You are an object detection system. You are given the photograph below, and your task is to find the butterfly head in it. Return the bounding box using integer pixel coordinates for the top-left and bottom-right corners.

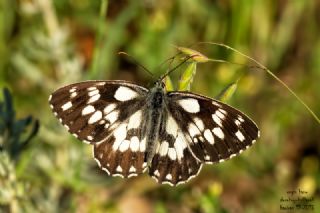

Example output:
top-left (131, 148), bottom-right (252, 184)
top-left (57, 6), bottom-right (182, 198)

top-left (154, 79), bottom-right (166, 89)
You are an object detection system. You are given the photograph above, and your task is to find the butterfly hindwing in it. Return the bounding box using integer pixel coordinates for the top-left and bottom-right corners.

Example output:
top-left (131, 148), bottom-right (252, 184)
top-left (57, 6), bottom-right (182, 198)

top-left (49, 80), bottom-right (148, 143)
top-left (93, 122), bottom-right (148, 178)
top-left (149, 113), bottom-right (202, 185)
top-left (167, 91), bottom-right (260, 164)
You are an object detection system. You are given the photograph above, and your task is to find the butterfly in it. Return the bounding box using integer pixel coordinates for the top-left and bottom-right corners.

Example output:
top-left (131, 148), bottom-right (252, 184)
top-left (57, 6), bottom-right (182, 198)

top-left (49, 76), bottom-right (259, 186)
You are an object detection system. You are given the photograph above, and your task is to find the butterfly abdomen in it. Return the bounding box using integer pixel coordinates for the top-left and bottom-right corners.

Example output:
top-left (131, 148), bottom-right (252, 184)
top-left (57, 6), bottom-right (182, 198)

top-left (145, 88), bottom-right (166, 164)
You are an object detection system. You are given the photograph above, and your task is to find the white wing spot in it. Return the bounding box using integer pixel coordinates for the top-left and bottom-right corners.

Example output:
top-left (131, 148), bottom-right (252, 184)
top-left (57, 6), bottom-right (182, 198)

top-left (140, 138), bottom-right (146, 152)
top-left (165, 174), bottom-right (173, 180)
top-left (235, 130), bottom-right (245, 142)
top-left (64, 124), bottom-right (70, 131)
top-left (130, 136), bottom-right (140, 152)
top-left (188, 123), bottom-right (201, 137)
top-left (88, 89), bottom-right (99, 97)
top-left (70, 92), bottom-right (77, 98)
top-left (48, 95), bottom-right (52, 101)
top-left (119, 140), bottom-right (130, 152)
top-left (116, 165), bottom-right (123, 172)
top-left (96, 82), bottom-right (106, 86)
top-left (213, 127), bottom-right (224, 139)
top-left (69, 87), bottom-right (76, 93)
top-left (154, 170), bottom-right (160, 177)
top-left (61, 101), bottom-right (72, 111)
top-left (99, 120), bottom-right (106, 125)
top-left (129, 166), bottom-right (136, 173)
top-left (238, 115), bottom-right (244, 122)
top-left (88, 110), bottom-right (102, 124)
top-left (103, 104), bottom-right (116, 114)
top-left (87, 135), bottom-right (93, 140)
top-left (102, 167), bottom-right (110, 175)
top-left (166, 116), bottom-right (179, 137)
top-left (159, 141), bottom-right (169, 156)
top-left (114, 86), bottom-right (138, 101)
top-left (87, 94), bottom-right (100, 104)
top-left (105, 110), bottom-right (119, 124)
top-left (193, 117), bottom-right (204, 131)
top-left (94, 157), bottom-right (101, 167)
top-left (204, 129), bottom-right (215, 144)
top-left (212, 111), bottom-right (223, 127)
top-left (235, 119), bottom-right (241, 126)
top-left (128, 173), bottom-right (137, 178)
top-left (218, 109), bottom-right (227, 115)
top-left (87, 87), bottom-right (97, 91)
top-left (216, 109), bottom-right (226, 120)
top-left (168, 148), bottom-right (177, 160)
top-left (82, 105), bottom-right (95, 115)
top-left (212, 101), bottom-right (222, 107)
top-left (128, 110), bottom-right (142, 130)
top-left (175, 132), bottom-right (187, 160)
top-left (104, 123), bottom-right (110, 129)
top-left (230, 154), bottom-right (236, 158)
top-left (112, 124), bottom-right (127, 150)
top-left (83, 140), bottom-right (90, 144)
top-left (219, 159), bottom-right (225, 163)
top-left (178, 98), bottom-right (200, 113)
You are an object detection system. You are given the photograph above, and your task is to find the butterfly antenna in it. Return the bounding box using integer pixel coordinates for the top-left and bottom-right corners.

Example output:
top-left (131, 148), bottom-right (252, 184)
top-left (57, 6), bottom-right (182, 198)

top-left (160, 54), bottom-right (197, 81)
top-left (118, 52), bottom-right (155, 79)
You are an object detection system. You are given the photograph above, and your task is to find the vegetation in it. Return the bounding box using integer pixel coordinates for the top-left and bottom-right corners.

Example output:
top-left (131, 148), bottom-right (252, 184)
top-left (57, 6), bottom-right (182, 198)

top-left (0, 0), bottom-right (319, 212)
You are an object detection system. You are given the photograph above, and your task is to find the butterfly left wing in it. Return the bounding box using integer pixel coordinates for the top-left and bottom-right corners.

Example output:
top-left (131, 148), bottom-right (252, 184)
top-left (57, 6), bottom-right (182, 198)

top-left (166, 91), bottom-right (260, 164)
top-left (49, 80), bottom-right (149, 177)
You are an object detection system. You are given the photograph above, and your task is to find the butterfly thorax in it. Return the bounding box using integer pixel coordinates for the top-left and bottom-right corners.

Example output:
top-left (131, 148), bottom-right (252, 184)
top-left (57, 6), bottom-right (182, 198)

top-left (144, 83), bottom-right (167, 164)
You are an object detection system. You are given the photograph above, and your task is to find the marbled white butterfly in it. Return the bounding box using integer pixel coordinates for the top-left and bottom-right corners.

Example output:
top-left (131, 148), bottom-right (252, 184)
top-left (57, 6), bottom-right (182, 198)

top-left (49, 75), bottom-right (259, 186)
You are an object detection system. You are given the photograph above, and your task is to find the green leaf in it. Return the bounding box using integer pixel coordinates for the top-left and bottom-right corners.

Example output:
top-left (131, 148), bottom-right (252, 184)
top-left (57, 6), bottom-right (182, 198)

top-left (176, 46), bottom-right (209, 63)
top-left (164, 76), bottom-right (174, 91)
top-left (215, 80), bottom-right (238, 102)
top-left (178, 62), bottom-right (197, 91)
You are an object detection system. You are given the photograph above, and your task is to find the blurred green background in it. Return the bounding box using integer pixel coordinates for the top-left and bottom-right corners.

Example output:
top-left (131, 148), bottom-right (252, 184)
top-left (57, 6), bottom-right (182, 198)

top-left (0, 0), bottom-right (319, 212)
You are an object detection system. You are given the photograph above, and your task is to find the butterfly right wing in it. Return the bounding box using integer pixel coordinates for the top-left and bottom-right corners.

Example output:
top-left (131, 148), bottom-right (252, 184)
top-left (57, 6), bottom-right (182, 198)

top-left (148, 111), bottom-right (202, 186)
top-left (49, 80), bottom-right (149, 177)
top-left (166, 91), bottom-right (259, 164)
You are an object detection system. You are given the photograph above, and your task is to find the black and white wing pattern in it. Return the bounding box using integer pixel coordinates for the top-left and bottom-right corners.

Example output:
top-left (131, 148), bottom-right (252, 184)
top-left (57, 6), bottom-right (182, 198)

top-left (49, 80), bottom-right (260, 186)
top-left (49, 80), bottom-right (149, 177)
top-left (148, 92), bottom-right (259, 186)
top-left (148, 113), bottom-right (203, 185)
top-left (166, 92), bottom-right (259, 164)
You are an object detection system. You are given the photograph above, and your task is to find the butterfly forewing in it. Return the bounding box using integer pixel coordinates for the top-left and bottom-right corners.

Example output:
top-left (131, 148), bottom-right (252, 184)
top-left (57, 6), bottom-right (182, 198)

top-left (167, 92), bottom-right (260, 164)
top-left (49, 80), bottom-right (148, 143)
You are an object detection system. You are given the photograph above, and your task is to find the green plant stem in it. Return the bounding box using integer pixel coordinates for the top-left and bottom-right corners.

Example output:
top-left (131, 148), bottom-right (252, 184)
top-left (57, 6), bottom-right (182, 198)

top-left (90, 0), bottom-right (109, 78)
